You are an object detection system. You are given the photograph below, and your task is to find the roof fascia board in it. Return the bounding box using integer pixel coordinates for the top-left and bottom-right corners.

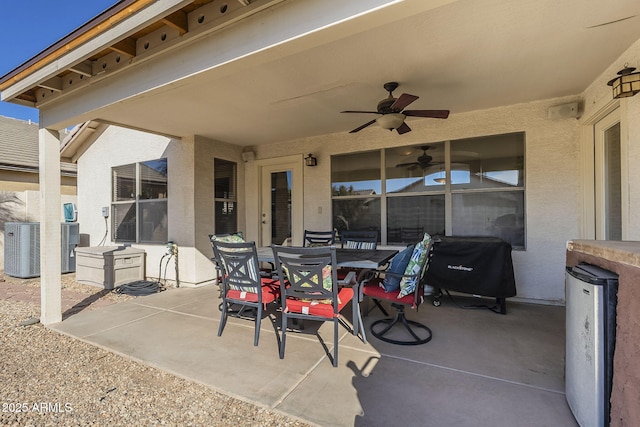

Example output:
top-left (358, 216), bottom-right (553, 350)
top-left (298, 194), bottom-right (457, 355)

top-left (1, 0), bottom-right (190, 101)
top-left (0, 0), bottom-right (140, 85)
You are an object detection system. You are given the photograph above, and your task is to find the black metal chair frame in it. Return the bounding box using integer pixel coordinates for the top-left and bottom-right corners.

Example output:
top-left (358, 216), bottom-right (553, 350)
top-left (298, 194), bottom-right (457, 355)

top-left (303, 229), bottom-right (336, 247)
top-left (361, 240), bottom-right (434, 345)
top-left (337, 230), bottom-right (379, 288)
top-left (272, 244), bottom-right (348, 367)
top-left (339, 230), bottom-right (379, 249)
top-left (212, 240), bottom-right (276, 346)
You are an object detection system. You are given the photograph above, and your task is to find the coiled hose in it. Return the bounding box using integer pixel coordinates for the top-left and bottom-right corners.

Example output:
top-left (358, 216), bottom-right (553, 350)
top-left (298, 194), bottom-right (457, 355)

top-left (115, 253), bottom-right (170, 296)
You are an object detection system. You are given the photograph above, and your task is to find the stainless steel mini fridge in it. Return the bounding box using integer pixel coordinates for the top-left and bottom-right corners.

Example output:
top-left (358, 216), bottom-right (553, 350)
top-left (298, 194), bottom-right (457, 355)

top-left (565, 263), bottom-right (618, 427)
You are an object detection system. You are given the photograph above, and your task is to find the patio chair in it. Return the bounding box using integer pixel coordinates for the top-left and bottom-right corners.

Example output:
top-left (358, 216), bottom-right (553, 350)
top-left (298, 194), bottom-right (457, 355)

top-left (212, 240), bottom-right (280, 346)
top-left (337, 230), bottom-right (379, 285)
top-left (339, 230), bottom-right (378, 250)
top-left (303, 229), bottom-right (336, 247)
top-left (209, 232), bottom-right (274, 279)
top-left (272, 244), bottom-right (354, 367)
top-left (360, 233), bottom-right (434, 345)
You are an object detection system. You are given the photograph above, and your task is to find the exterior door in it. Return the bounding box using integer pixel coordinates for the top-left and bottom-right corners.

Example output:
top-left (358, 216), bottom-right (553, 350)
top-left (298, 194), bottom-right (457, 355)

top-left (594, 109), bottom-right (622, 240)
top-left (260, 157), bottom-right (303, 246)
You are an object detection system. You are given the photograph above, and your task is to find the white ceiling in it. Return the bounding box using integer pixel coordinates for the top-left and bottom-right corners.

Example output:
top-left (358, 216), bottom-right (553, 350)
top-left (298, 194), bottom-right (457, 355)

top-left (69, 0), bottom-right (640, 145)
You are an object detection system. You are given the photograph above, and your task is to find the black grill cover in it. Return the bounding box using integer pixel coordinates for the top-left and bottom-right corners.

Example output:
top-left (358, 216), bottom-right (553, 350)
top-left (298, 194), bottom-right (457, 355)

top-left (424, 236), bottom-right (517, 298)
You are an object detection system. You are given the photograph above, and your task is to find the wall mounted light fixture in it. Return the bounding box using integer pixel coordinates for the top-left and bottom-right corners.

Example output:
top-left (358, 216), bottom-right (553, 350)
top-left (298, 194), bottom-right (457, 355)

top-left (305, 153), bottom-right (317, 166)
top-left (607, 65), bottom-right (640, 98)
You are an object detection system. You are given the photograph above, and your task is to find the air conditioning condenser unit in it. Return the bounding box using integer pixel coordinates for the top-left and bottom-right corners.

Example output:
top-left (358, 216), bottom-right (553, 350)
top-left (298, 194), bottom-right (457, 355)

top-left (4, 222), bottom-right (79, 278)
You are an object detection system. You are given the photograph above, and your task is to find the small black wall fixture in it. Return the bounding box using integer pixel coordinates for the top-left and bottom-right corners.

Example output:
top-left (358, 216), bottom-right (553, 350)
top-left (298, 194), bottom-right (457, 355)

top-left (607, 65), bottom-right (640, 99)
top-left (305, 153), bottom-right (317, 166)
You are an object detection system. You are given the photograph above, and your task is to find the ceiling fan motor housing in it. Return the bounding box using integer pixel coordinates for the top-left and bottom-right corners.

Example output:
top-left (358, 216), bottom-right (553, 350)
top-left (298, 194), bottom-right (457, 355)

top-left (378, 81), bottom-right (400, 113)
top-left (377, 97), bottom-right (397, 113)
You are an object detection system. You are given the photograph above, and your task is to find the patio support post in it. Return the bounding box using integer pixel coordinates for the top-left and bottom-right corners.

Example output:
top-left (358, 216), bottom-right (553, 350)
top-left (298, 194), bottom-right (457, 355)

top-left (39, 127), bottom-right (62, 324)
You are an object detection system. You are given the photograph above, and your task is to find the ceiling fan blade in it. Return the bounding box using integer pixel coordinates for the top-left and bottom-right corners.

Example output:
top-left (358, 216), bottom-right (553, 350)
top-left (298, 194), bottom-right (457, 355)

top-left (396, 122), bottom-right (412, 134)
top-left (390, 93), bottom-right (418, 111)
top-left (403, 109), bottom-right (450, 119)
top-left (349, 119), bottom-right (377, 133)
top-left (395, 161), bottom-right (419, 168)
top-left (341, 110), bottom-right (381, 114)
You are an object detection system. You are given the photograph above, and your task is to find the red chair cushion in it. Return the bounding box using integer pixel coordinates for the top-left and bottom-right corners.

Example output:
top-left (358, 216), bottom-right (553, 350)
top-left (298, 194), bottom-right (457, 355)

top-left (285, 287), bottom-right (354, 318)
top-left (226, 278), bottom-right (280, 304)
top-left (362, 278), bottom-right (418, 305)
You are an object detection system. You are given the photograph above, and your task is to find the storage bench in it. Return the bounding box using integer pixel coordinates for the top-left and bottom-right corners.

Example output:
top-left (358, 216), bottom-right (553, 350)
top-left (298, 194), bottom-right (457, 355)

top-left (75, 246), bottom-right (145, 289)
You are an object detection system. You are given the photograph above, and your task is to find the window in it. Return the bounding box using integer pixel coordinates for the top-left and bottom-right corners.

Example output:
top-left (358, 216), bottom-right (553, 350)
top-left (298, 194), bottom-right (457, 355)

top-left (331, 133), bottom-right (525, 249)
top-left (214, 158), bottom-right (237, 234)
top-left (112, 158), bottom-right (168, 243)
top-left (332, 151), bottom-right (381, 235)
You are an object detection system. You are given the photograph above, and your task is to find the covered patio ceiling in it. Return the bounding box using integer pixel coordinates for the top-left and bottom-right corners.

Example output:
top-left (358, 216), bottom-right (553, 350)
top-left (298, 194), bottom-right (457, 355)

top-left (2, 0), bottom-right (640, 146)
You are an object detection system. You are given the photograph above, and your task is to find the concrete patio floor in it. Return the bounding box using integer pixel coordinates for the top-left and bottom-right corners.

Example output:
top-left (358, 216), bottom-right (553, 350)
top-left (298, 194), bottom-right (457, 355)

top-left (51, 285), bottom-right (577, 427)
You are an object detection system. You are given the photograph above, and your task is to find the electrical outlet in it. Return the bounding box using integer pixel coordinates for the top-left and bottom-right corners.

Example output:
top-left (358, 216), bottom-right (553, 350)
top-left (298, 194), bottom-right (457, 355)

top-left (101, 207), bottom-right (109, 218)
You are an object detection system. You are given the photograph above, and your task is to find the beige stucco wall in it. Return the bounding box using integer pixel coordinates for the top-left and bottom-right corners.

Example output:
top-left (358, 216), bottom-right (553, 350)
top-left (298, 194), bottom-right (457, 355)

top-left (242, 34), bottom-right (639, 304)
top-left (76, 126), bottom-right (244, 286)
top-left (72, 38), bottom-right (640, 302)
top-left (581, 37), bottom-right (640, 241)
top-left (245, 96), bottom-right (582, 304)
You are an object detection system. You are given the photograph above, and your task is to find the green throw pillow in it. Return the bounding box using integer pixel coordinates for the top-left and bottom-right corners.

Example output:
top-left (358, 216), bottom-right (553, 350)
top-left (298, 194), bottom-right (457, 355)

top-left (398, 233), bottom-right (431, 298)
top-left (286, 264), bottom-right (336, 304)
top-left (211, 233), bottom-right (245, 243)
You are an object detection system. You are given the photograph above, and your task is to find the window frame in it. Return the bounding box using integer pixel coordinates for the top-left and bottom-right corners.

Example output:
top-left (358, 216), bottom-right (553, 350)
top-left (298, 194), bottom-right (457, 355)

top-left (111, 158), bottom-right (168, 244)
top-left (213, 158), bottom-right (238, 235)
top-left (331, 132), bottom-right (526, 249)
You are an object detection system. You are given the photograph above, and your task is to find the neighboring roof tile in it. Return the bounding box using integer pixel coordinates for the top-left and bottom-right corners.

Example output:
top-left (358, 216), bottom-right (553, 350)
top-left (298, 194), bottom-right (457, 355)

top-left (0, 115), bottom-right (76, 175)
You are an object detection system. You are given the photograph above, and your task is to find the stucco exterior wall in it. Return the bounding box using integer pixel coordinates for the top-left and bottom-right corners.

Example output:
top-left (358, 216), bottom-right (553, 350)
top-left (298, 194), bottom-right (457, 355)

top-left (76, 126), bottom-right (244, 286)
top-left (71, 37), bottom-right (640, 301)
top-left (581, 37), bottom-right (640, 241)
top-left (576, 38), bottom-right (640, 427)
top-left (246, 96), bottom-right (582, 304)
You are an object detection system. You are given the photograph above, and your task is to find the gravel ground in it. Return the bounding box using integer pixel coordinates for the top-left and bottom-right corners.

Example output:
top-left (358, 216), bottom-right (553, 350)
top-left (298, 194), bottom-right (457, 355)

top-left (0, 273), bottom-right (311, 427)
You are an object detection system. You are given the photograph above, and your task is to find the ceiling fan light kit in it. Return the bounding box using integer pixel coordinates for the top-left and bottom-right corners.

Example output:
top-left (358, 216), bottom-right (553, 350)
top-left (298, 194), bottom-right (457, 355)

top-left (341, 82), bottom-right (450, 135)
top-left (377, 113), bottom-right (406, 130)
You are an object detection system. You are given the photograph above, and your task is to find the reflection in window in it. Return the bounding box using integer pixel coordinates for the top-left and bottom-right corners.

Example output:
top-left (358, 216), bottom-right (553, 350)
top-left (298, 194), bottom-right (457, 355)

top-left (452, 192), bottom-right (525, 248)
top-left (387, 195), bottom-right (445, 244)
top-left (332, 151), bottom-right (381, 195)
top-left (332, 198), bottom-right (381, 236)
top-left (140, 159), bottom-right (168, 199)
top-left (331, 132), bottom-right (526, 249)
top-left (386, 143), bottom-right (445, 193)
top-left (332, 150), bottom-right (382, 237)
top-left (451, 133), bottom-right (524, 190)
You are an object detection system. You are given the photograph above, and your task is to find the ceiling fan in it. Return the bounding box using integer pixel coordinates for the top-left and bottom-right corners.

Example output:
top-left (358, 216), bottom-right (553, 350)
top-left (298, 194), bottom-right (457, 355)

top-left (395, 146), bottom-right (440, 169)
top-left (341, 82), bottom-right (449, 134)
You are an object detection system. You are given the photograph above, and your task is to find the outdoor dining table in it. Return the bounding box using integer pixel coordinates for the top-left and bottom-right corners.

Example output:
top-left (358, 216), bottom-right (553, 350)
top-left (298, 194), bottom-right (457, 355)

top-left (257, 246), bottom-right (399, 343)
